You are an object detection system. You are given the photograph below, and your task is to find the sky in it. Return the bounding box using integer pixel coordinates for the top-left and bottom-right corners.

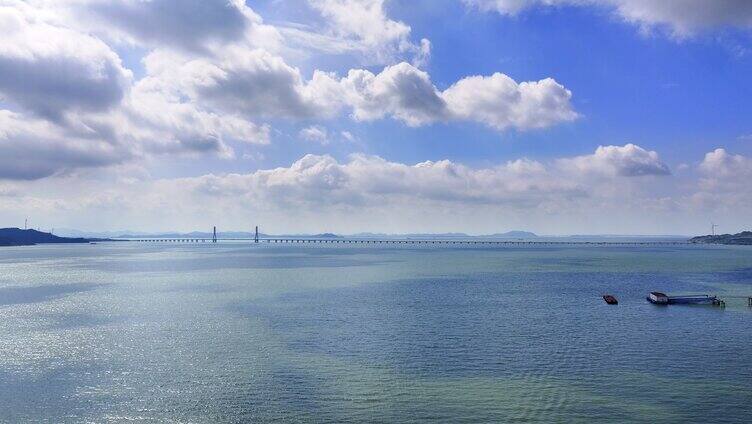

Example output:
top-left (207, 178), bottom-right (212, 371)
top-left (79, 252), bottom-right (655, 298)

top-left (1, 0), bottom-right (752, 235)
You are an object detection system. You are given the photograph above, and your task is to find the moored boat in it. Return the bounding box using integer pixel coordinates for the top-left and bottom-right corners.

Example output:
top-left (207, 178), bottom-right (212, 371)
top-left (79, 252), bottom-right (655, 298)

top-left (647, 292), bottom-right (719, 305)
top-left (647, 291), bottom-right (669, 305)
top-left (603, 294), bottom-right (618, 305)
top-left (667, 294), bottom-right (717, 305)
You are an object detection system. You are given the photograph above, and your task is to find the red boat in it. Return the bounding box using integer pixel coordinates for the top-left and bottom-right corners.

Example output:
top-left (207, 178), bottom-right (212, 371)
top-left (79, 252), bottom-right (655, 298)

top-left (603, 295), bottom-right (618, 305)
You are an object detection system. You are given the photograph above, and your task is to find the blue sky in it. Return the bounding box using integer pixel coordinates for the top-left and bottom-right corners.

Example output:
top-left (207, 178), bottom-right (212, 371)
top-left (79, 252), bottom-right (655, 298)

top-left (1, 0), bottom-right (752, 235)
top-left (250, 0), bottom-right (752, 167)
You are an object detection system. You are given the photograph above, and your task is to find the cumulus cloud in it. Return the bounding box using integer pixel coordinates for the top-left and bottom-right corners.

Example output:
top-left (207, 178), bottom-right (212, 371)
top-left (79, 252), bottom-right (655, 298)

top-left (443, 73), bottom-right (577, 130)
top-left (560, 143), bottom-right (671, 177)
top-left (47, 0), bottom-right (283, 54)
top-left (689, 148), bottom-right (752, 213)
top-left (699, 148), bottom-right (752, 178)
top-left (120, 80), bottom-right (271, 156)
top-left (342, 63), bottom-right (577, 130)
top-left (137, 56), bottom-right (576, 131)
top-left (0, 110), bottom-right (130, 180)
top-left (0, 4), bottom-right (132, 121)
top-left (85, 0), bottom-right (248, 50)
top-left (307, 0), bottom-right (431, 65)
top-left (0, 0), bottom-right (576, 182)
top-left (139, 153), bottom-right (586, 211)
top-left (137, 49), bottom-right (344, 121)
top-left (341, 63), bottom-right (449, 126)
top-left (0, 1), bottom-right (277, 177)
top-left (464, 0), bottom-right (752, 37)
top-left (12, 147), bottom-right (752, 234)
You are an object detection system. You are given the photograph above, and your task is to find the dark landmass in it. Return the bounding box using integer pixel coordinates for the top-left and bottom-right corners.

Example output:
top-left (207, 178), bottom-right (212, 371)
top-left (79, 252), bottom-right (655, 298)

top-left (0, 228), bottom-right (96, 247)
top-left (690, 231), bottom-right (752, 245)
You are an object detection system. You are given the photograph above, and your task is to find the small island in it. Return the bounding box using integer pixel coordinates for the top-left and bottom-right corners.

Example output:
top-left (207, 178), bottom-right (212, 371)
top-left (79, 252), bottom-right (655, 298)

top-left (690, 231), bottom-right (752, 245)
top-left (0, 228), bottom-right (97, 247)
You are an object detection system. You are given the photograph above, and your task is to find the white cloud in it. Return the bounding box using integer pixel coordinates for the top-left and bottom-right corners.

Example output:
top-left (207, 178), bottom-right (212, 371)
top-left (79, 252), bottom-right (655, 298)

top-left (341, 131), bottom-right (356, 142)
top-left (0, 3), bottom-right (132, 121)
top-left (698, 148), bottom-right (752, 179)
top-left (443, 73), bottom-right (578, 130)
top-left (136, 48), bottom-right (345, 122)
top-left (307, 0), bottom-right (430, 65)
top-left (464, 0), bottom-right (752, 37)
top-left (560, 143), bottom-right (671, 177)
top-left (138, 56), bottom-right (576, 131)
top-left (691, 148), bottom-right (752, 213)
top-left (0, 110), bottom-right (130, 180)
top-left (0, 1), bottom-right (576, 183)
top-left (341, 63), bottom-right (448, 126)
top-left (342, 62), bottom-right (578, 130)
top-left (9, 147), bottom-right (752, 235)
top-left (86, 152), bottom-right (586, 213)
top-left (0, 0), bottom-right (277, 178)
top-left (41, 0), bottom-right (284, 54)
top-left (299, 125), bottom-right (330, 144)
top-left (121, 79), bottom-right (271, 155)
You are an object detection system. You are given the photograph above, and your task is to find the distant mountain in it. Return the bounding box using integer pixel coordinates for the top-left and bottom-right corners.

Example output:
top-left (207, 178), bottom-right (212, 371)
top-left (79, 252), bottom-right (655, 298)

top-left (0, 228), bottom-right (93, 246)
top-left (116, 231), bottom-right (264, 239)
top-left (350, 232), bottom-right (469, 239)
top-left (55, 228), bottom-right (138, 238)
top-left (483, 231), bottom-right (537, 238)
top-left (313, 233), bottom-right (342, 239)
top-left (690, 231), bottom-right (752, 245)
top-left (349, 231), bottom-right (536, 239)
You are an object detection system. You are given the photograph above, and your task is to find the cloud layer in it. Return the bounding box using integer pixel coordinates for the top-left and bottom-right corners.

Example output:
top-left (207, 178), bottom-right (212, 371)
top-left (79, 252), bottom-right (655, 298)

top-left (0, 1), bottom-right (577, 180)
top-left (0, 5), bottom-right (131, 121)
top-left (5, 145), bottom-right (747, 235)
top-left (465, 0), bottom-right (752, 36)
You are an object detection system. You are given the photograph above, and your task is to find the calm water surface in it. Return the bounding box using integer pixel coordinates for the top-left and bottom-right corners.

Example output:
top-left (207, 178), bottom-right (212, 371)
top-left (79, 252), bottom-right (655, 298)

top-left (1, 242), bottom-right (751, 422)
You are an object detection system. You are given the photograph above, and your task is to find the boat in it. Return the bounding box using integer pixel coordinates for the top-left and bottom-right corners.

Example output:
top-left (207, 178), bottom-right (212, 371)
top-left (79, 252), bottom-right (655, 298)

top-left (602, 295), bottom-right (618, 305)
top-left (647, 292), bottom-right (718, 305)
top-left (647, 291), bottom-right (669, 305)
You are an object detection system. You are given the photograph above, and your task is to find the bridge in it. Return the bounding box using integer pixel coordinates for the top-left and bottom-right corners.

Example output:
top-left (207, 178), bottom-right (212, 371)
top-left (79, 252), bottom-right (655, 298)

top-left (120, 225), bottom-right (694, 246)
top-left (126, 237), bottom-right (692, 246)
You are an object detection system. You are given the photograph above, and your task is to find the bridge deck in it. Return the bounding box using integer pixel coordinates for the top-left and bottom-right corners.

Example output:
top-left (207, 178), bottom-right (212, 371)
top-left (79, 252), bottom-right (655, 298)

top-left (123, 238), bottom-right (692, 246)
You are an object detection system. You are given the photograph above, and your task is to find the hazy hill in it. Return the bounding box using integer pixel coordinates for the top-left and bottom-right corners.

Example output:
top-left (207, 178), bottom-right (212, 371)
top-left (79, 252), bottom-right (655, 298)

top-left (690, 231), bottom-right (752, 245)
top-left (484, 231), bottom-right (538, 238)
top-left (0, 228), bottom-right (91, 246)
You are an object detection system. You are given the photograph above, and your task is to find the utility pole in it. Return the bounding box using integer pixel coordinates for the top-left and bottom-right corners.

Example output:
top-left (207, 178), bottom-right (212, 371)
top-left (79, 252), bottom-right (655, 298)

top-left (212, 226), bottom-right (217, 243)
top-left (24, 218), bottom-right (27, 230)
top-left (254, 226), bottom-right (259, 243)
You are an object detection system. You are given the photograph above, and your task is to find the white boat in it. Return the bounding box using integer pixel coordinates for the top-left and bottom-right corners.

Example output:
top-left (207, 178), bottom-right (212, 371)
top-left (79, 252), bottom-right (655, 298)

top-left (647, 291), bottom-right (669, 305)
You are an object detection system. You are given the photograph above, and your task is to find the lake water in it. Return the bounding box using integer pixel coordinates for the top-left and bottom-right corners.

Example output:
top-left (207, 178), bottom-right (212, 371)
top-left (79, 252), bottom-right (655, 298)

top-left (1, 242), bottom-right (751, 423)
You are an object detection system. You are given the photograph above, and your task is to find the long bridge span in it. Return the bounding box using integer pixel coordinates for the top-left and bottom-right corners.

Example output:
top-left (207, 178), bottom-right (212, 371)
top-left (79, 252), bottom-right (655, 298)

top-left (124, 237), bottom-right (692, 246)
